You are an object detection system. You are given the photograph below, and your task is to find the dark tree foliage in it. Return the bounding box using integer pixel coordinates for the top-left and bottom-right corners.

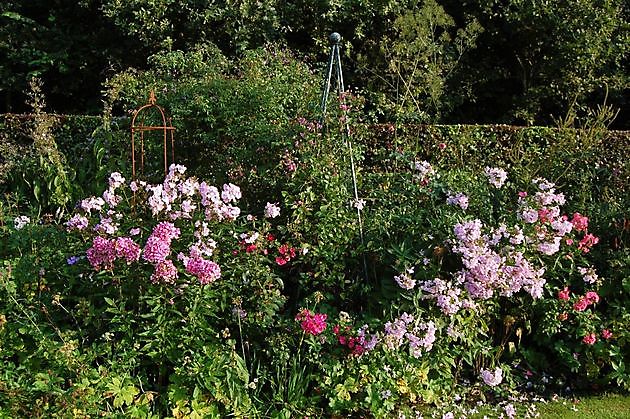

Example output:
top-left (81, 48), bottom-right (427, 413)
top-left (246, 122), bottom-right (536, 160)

top-left (0, 0), bottom-right (627, 128)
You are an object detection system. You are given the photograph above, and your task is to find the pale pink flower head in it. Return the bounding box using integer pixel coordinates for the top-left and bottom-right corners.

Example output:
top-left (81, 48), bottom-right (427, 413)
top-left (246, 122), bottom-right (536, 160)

top-left (108, 172), bottom-right (125, 189)
top-left (264, 202), bottom-right (281, 219)
top-left (484, 167), bottom-right (508, 188)
top-left (221, 183), bottom-right (242, 203)
top-left (65, 214), bottom-right (89, 231)
top-left (480, 367), bottom-right (503, 386)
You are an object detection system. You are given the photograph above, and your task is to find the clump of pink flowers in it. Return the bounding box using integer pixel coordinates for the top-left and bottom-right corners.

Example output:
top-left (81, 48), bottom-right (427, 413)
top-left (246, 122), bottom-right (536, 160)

top-left (296, 309), bottom-right (327, 336)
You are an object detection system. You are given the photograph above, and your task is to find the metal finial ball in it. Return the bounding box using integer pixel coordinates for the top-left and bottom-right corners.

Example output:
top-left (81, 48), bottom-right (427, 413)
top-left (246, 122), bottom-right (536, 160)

top-left (329, 32), bottom-right (341, 44)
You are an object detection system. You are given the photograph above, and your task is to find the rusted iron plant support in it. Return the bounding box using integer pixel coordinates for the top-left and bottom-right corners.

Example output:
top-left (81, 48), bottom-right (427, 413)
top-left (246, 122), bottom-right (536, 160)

top-left (130, 90), bottom-right (176, 180)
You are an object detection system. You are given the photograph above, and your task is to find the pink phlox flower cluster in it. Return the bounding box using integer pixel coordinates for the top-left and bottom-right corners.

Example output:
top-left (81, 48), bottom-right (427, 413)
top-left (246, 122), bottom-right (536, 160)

top-left (221, 183), bottom-right (242, 203)
top-left (406, 320), bottom-right (437, 358)
top-left (413, 160), bottom-right (435, 185)
top-left (94, 216), bottom-right (118, 235)
top-left (151, 259), bottom-right (179, 284)
top-left (551, 217), bottom-right (573, 236)
top-left (65, 214), bottom-right (89, 231)
top-left (480, 367), bottom-right (503, 386)
top-left (295, 309), bottom-right (327, 336)
top-left (185, 256), bottom-right (221, 285)
top-left (264, 202), bottom-right (281, 219)
top-left (114, 237), bottom-right (141, 264)
top-left (484, 167), bottom-right (508, 188)
top-left (537, 237), bottom-right (561, 255)
top-left (80, 196), bottom-right (105, 214)
top-left (394, 267), bottom-right (416, 290)
top-left (383, 312), bottom-right (414, 350)
top-left (558, 287), bottom-right (571, 301)
top-left (519, 208), bottom-right (539, 223)
top-left (151, 221), bottom-right (181, 242)
top-left (573, 291), bottom-right (600, 312)
top-left (143, 236), bottom-right (171, 263)
top-left (178, 178), bottom-right (199, 197)
top-left (582, 333), bottom-right (597, 345)
top-left (453, 219), bottom-right (484, 244)
top-left (102, 188), bottom-right (122, 208)
top-left (86, 237), bottom-right (117, 270)
top-left (333, 324), bottom-right (378, 356)
top-left (452, 220), bottom-right (546, 301)
top-left (421, 278), bottom-right (464, 315)
top-left (108, 172), bottom-right (125, 189)
top-left (446, 192), bottom-right (469, 210)
top-left (168, 163), bottom-right (187, 177)
top-left (147, 184), bottom-right (172, 215)
top-left (578, 266), bottom-right (598, 284)
top-left (601, 329), bottom-right (613, 340)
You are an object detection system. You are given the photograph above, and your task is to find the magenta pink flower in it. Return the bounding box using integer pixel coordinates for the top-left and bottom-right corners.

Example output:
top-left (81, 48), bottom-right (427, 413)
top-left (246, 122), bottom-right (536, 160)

top-left (585, 291), bottom-right (600, 304)
top-left (582, 333), bottom-right (597, 345)
top-left (601, 329), bottom-right (613, 340)
top-left (573, 297), bottom-right (589, 312)
top-left (578, 233), bottom-right (599, 253)
top-left (295, 309), bottom-right (327, 336)
top-left (115, 237), bottom-right (141, 264)
top-left (86, 236), bottom-right (116, 270)
top-left (151, 259), bottom-right (179, 284)
top-left (151, 221), bottom-right (181, 242)
top-left (571, 213), bottom-right (589, 232)
top-left (185, 257), bottom-right (221, 285)
top-left (143, 236), bottom-right (171, 263)
top-left (557, 287), bottom-right (570, 301)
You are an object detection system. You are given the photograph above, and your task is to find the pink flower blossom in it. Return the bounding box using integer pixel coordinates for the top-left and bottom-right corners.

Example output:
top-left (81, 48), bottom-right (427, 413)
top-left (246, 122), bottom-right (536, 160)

top-left (151, 259), bottom-right (179, 284)
top-left (484, 167), bottom-right (508, 188)
top-left (557, 287), bottom-right (570, 301)
top-left (65, 214), bottom-right (89, 231)
top-left (86, 236), bottom-right (116, 270)
top-left (115, 237), bottom-right (141, 264)
top-left (573, 297), bottom-right (589, 312)
top-left (264, 202), bottom-right (281, 218)
top-left (601, 329), bottom-right (613, 340)
top-left (185, 257), bottom-right (221, 285)
top-left (582, 333), bottom-right (597, 345)
top-left (151, 222), bottom-right (181, 242)
top-left (585, 291), bottom-right (600, 304)
top-left (142, 236), bottom-right (171, 263)
top-left (296, 309), bottom-right (327, 335)
top-left (571, 212), bottom-right (589, 232)
top-left (578, 233), bottom-right (599, 253)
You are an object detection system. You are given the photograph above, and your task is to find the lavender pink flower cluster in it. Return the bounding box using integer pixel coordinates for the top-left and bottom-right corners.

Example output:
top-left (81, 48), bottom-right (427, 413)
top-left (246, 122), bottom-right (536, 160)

top-left (66, 165), bottom-right (248, 287)
top-left (383, 313), bottom-right (436, 358)
top-left (394, 176), bottom-right (601, 319)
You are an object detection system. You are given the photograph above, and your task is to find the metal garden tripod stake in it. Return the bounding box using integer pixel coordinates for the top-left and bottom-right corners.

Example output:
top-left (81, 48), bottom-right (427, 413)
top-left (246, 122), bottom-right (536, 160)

top-left (320, 32), bottom-right (368, 281)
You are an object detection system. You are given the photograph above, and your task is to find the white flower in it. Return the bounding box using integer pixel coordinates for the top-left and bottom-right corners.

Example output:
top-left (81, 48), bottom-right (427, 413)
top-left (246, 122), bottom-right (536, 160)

top-left (352, 198), bottom-right (366, 211)
top-left (14, 215), bottom-right (30, 230)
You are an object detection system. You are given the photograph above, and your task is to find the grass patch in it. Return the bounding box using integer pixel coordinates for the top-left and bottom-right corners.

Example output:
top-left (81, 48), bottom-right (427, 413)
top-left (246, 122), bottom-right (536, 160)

top-left (536, 393), bottom-right (630, 418)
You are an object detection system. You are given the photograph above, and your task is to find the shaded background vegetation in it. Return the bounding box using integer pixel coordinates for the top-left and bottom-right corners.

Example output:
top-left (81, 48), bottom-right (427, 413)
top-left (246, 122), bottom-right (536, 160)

top-left (1, 0), bottom-right (628, 127)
